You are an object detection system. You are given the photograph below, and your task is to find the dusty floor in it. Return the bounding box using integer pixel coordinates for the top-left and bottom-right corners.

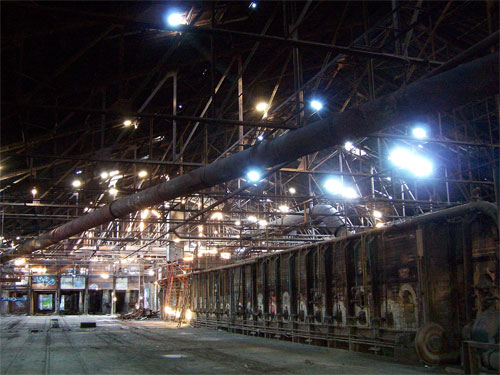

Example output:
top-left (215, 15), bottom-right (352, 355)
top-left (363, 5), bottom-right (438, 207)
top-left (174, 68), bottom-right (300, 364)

top-left (1, 315), bottom-right (439, 374)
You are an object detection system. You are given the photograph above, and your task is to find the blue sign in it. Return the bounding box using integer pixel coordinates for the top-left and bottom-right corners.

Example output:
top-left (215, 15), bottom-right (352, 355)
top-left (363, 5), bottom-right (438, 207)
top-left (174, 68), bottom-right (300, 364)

top-left (2, 296), bottom-right (27, 302)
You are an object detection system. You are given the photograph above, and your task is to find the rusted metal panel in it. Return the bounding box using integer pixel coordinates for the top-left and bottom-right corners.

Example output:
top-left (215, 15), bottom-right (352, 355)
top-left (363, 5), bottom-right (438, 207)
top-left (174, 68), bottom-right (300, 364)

top-left (191, 202), bottom-right (499, 364)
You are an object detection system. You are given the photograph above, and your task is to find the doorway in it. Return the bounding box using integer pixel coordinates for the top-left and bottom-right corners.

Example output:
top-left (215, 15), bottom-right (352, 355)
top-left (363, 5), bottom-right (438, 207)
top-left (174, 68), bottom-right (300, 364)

top-left (60, 291), bottom-right (81, 314)
top-left (33, 292), bottom-right (55, 314)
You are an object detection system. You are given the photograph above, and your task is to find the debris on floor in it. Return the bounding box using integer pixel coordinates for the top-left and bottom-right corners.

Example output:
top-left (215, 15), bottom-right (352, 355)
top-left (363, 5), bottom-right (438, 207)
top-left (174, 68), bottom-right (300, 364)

top-left (118, 308), bottom-right (159, 320)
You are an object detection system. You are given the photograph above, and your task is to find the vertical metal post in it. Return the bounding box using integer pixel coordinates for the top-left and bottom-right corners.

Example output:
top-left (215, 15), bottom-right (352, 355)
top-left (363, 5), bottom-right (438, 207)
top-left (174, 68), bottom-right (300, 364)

top-left (112, 274), bottom-right (116, 315)
top-left (238, 57), bottom-right (244, 152)
top-left (83, 274), bottom-right (89, 314)
top-left (462, 221), bottom-right (473, 322)
top-left (445, 167), bottom-right (451, 204)
top-left (370, 166), bottom-right (375, 199)
top-left (172, 72), bottom-right (177, 161)
top-left (100, 91), bottom-right (106, 157)
top-left (401, 183), bottom-right (405, 216)
top-left (392, 0), bottom-right (401, 55)
top-left (27, 273), bottom-right (32, 315)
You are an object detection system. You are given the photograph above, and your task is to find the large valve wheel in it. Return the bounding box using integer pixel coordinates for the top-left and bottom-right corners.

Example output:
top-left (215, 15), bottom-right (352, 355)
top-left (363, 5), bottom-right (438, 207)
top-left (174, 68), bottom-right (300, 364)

top-left (415, 322), bottom-right (448, 365)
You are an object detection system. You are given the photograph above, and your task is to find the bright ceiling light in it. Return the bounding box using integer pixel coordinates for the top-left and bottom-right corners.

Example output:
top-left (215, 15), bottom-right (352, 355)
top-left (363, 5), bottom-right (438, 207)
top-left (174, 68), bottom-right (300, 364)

top-left (109, 187), bottom-right (118, 196)
top-left (247, 215), bottom-right (258, 223)
top-left (324, 179), bottom-right (343, 195)
top-left (72, 179), bottom-right (82, 188)
top-left (411, 159), bottom-right (433, 177)
top-left (341, 187), bottom-right (358, 199)
top-left (138, 170), bottom-right (148, 178)
top-left (31, 187), bottom-right (38, 196)
top-left (375, 222), bottom-right (385, 228)
top-left (324, 178), bottom-right (358, 198)
top-left (14, 258), bottom-right (25, 266)
top-left (257, 134), bottom-right (264, 141)
top-left (123, 119), bottom-right (132, 126)
top-left (101, 273), bottom-right (109, 279)
top-left (139, 221), bottom-right (145, 232)
top-left (221, 252), bottom-right (231, 260)
top-left (166, 12), bottom-right (187, 27)
top-left (279, 205), bottom-right (289, 213)
top-left (141, 209), bottom-right (150, 219)
top-left (148, 269), bottom-right (155, 276)
top-left (344, 141), bottom-right (354, 151)
top-left (247, 170), bottom-right (261, 182)
top-left (258, 219), bottom-right (267, 227)
top-left (249, 2), bottom-right (257, 9)
top-left (235, 220), bottom-right (241, 226)
top-left (372, 210), bottom-right (383, 219)
top-left (389, 148), bottom-right (433, 177)
top-left (310, 100), bottom-right (323, 111)
top-left (288, 187), bottom-right (296, 195)
top-left (412, 127), bottom-right (427, 139)
top-left (109, 170), bottom-right (120, 177)
top-left (256, 102), bottom-right (268, 112)
top-left (210, 212), bottom-right (223, 220)
top-left (100, 171), bottom-right (109, 179)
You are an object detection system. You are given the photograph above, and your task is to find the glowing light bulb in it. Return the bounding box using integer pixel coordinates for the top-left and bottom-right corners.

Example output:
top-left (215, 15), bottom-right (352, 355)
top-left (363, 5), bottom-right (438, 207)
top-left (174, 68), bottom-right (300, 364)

top-left (166, 12), bottom-right (187, 26)
top-left (256, 102), bottom-right (268, 112)
top-left (310, 100), bottom-right (323, 111)
top-left (247, 170), bottom-right (261, 182)
top-left (412, 127), bottom-right (427, 139)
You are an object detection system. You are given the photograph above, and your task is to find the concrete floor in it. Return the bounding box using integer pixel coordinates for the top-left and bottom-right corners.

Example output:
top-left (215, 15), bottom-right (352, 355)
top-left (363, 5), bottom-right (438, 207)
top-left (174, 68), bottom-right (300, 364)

top-left (1, 315), bottom-right (441, 374)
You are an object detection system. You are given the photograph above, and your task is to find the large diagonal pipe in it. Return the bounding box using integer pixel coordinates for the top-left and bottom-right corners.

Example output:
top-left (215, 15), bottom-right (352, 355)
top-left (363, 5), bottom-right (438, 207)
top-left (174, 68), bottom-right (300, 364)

top-left (5, 54), bottom-right (498, 262)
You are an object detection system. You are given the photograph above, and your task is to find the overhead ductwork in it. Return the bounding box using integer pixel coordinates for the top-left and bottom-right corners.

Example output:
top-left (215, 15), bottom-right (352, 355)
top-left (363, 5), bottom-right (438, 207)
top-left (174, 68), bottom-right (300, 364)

top-left (268, 205), bottom-right (346, 236)
top-left (5, 54), bottom-right (499, 262)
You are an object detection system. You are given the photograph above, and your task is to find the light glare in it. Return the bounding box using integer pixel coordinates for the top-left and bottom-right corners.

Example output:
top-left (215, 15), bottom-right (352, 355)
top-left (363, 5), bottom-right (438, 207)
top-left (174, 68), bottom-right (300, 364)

top-left (310, 100), bottom-right (323, 111)
top-left (167, 12), bottom-right (186, 27)
top-left (14, 258), bottom-right (25, 266)
top-left (247, 215), bottom-right (258, 223)
top-left (324, 179), bottom-right (358, 198)
top-left (138, 170), bottom-right (148, 178)
top-left (256, 102), bottom-right (268, 112)
top-left (247, 170), bottom-right (261, 182)
top-left (72, 179), bottom-right (81, 188)
top-left (210, 212), bottom-right (223, 220)
top-left (412, 127), bottom-right (427, 139)
top-left (279, 205), bottom-right (289, 213)
top-left (389, 148), bottom-right (433, 177)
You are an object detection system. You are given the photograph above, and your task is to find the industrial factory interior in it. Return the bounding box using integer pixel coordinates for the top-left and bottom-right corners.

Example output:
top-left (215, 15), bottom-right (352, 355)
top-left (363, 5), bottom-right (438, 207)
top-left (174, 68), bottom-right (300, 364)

top-left (0, 1), bottom-right (499, 374)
